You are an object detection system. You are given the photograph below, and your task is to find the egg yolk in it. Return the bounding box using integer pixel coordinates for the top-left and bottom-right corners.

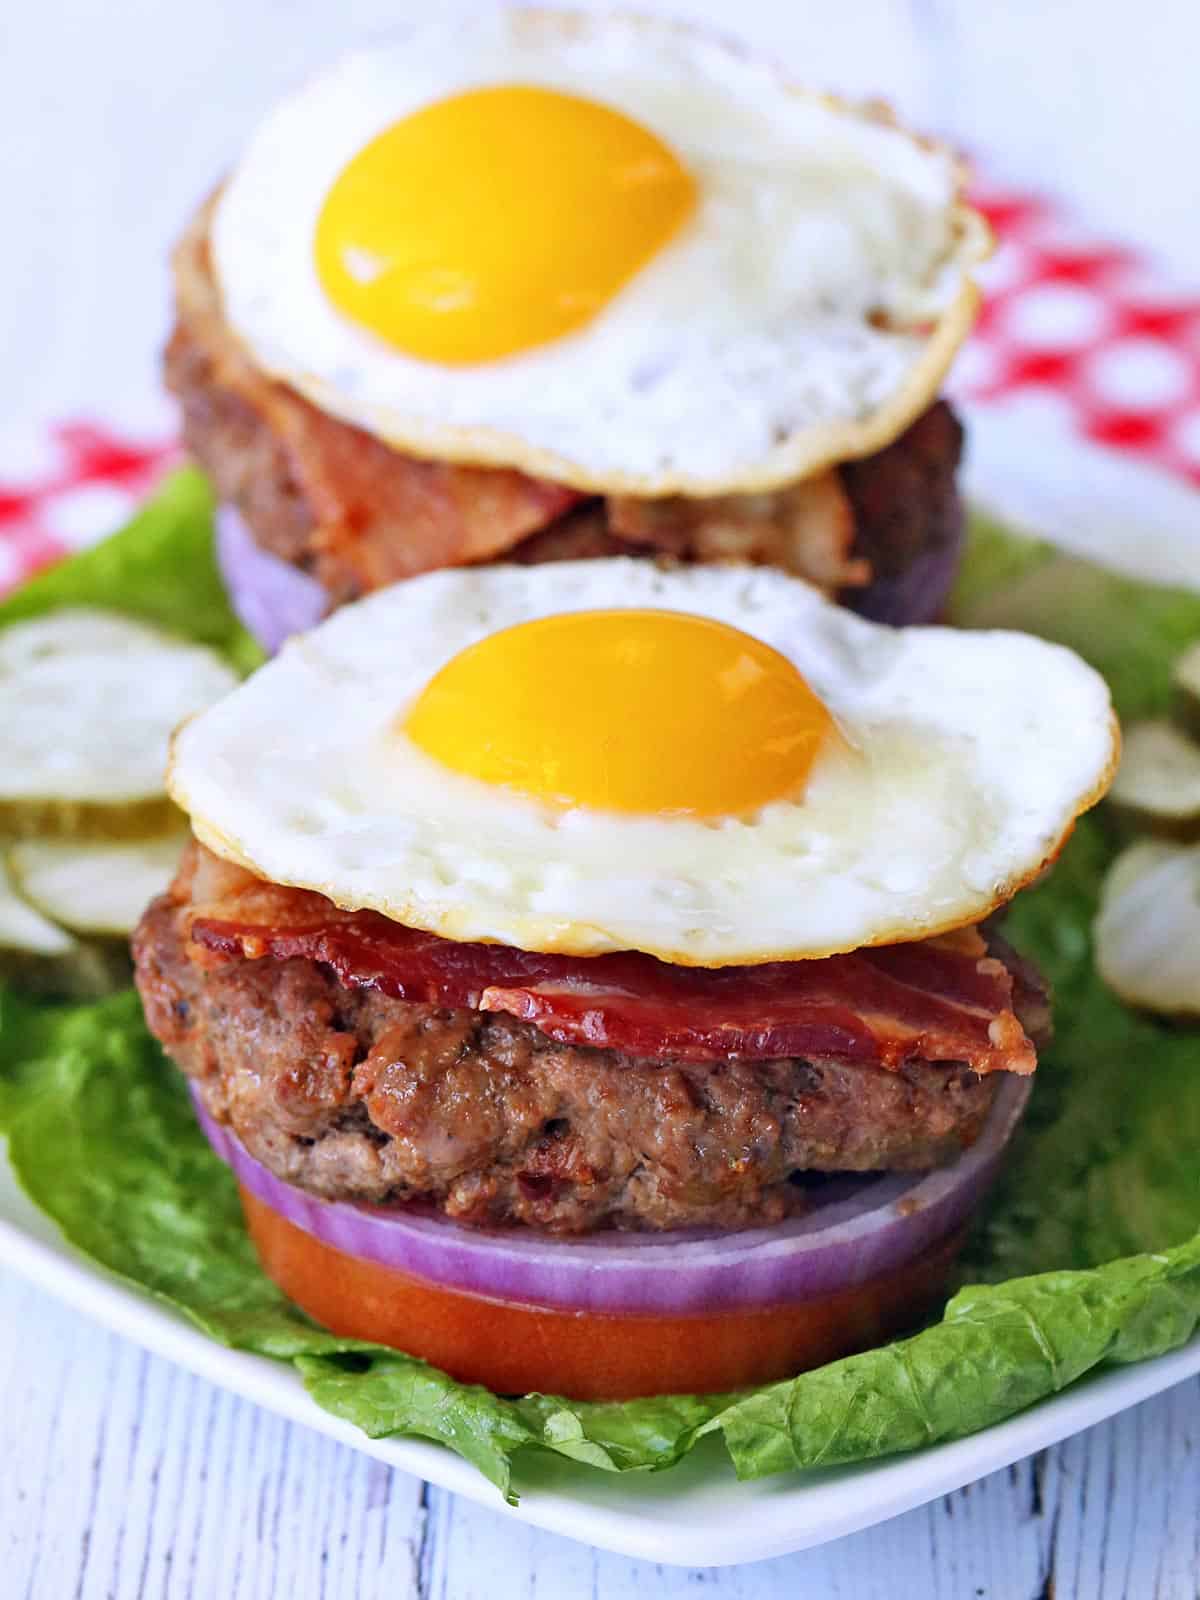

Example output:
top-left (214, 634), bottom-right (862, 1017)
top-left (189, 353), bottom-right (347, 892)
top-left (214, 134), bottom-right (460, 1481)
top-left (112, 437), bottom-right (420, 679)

top-left (403, 610), bottom-right (833, 817)
top-left (314, 85), bottom-right (697, 364)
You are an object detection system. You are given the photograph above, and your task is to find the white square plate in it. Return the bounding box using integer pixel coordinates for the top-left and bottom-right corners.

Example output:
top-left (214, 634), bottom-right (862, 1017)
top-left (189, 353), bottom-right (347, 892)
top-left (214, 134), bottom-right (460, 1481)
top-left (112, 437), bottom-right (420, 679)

top-left (3, 403), bottom-right (1199, 1568)
top-left (4, 1156), bottom-right (1199, 1569)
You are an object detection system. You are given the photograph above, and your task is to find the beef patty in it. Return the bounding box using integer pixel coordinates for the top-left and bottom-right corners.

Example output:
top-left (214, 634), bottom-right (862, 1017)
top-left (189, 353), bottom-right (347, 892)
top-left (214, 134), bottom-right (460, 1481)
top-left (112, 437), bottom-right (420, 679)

top-left (132, 885), bottom-right (1036, 1236)
top-left (165, 200), bottom-right (964, 613)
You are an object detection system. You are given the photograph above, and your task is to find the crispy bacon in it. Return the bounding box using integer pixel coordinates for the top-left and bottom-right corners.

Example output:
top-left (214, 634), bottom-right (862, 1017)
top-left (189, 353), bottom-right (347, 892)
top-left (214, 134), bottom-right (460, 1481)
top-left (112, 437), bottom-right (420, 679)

top-left (608, 472), bottom-right (870, 591)
top-left (292, 432), bottom-right (583, 597)
top-left (181, 848), bottom-right (1036, 1076)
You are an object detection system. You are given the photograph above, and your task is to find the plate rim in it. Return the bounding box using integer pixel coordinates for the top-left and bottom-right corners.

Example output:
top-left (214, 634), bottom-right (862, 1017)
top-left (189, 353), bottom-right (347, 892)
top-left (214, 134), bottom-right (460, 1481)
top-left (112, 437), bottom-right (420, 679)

top-left (4, 407), bottom-right (1200, 1567)
top-left (3, 1171), bottom-right (1199, 1569)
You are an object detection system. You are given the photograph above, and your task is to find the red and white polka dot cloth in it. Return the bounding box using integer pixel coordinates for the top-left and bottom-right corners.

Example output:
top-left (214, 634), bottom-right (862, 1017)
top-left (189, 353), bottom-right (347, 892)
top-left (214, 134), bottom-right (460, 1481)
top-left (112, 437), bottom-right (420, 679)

top-left (954, 179), bottom-right (1200, 478)
top-left (0, 423), bottom-right (179, 596)
top-left (2, 173), bottom-right (1199, 598)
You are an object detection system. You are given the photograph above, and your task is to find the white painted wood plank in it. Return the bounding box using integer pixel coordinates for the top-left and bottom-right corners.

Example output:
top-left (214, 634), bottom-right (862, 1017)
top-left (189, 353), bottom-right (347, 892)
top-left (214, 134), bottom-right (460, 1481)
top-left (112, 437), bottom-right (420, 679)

top-left (5, 1264), bottom-right (1200, 1597)
top-left (5, 1), bottom-right (1200, 1595)
top-left (0, 1270), bottom-right (427, 1600)
top-left (424, 1389), bottom-right (1200, 1597)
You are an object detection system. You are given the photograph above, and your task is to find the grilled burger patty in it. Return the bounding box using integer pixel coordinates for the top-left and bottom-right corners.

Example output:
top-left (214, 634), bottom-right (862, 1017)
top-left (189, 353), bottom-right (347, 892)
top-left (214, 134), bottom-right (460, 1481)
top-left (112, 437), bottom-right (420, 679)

top-left (165, 203), bottom-right (965, 613)
top-left (133, 883), bottom-right (1044, 1236)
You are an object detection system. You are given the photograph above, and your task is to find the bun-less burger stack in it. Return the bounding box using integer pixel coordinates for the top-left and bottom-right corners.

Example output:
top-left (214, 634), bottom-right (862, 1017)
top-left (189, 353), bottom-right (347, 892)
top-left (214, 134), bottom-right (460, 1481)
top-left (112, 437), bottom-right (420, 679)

top-left (134, 11), bottom-right (1118, 1401)
top-left (165, 9), bottom-right (990, 647)
top-left (133, 561), bottom-right (1117, 1399)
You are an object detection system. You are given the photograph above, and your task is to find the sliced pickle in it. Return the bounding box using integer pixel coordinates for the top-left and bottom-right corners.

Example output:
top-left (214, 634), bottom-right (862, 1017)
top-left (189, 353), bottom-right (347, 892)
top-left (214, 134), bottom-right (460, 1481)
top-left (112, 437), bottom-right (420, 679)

top-left (0, 856), bottom-right (130, 999)
top-left (1173, 639), bottom-right (1200, 743)
top-left (8, 832), bottom-right (187, 937)
top-left (0, 856), bottom-right (72, 957)
top-left (0, 942), bottom-right (132, 1001)
top-left (0, 608), bottom-right (236, 838)
top-left (1108, 720), bottom-right (1200, 841)
top-left (1095, 839), bottom-right (1200, 1019)
top-left (0, 795), bottom-right (181, 842)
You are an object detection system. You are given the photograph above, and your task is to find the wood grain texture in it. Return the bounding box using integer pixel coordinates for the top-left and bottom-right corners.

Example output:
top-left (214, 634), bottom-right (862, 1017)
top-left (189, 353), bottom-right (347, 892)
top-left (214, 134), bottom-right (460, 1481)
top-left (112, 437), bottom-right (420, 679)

top-left (3, 1268), bottom-right (1199, 1597)
top-left (5, 0), bottom-right (1200, 1592)
top-left (0, 1272), bottom-right (427, 1600)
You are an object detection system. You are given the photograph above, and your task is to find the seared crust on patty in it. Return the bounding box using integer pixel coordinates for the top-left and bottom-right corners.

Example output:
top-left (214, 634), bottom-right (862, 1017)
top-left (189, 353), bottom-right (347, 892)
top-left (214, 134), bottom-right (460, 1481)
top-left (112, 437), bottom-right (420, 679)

top-left (166, 197), bottom-right (964, 609)
top-left (133, 875), bottom-right (1013, 1235)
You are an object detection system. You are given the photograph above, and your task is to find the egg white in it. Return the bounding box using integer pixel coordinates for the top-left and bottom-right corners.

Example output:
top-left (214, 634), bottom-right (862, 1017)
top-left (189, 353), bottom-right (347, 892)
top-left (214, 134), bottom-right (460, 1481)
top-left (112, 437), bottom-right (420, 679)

top-left (210, 8), bottom-right (989, 497)
top-left (169, 560), bottom-right (1117, 966)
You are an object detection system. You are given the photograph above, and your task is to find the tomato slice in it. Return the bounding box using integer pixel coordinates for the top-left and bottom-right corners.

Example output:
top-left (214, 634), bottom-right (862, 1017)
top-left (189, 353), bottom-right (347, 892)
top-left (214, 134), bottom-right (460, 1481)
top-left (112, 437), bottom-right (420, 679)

top-left (241, 1185), bottom-right (965, 1400)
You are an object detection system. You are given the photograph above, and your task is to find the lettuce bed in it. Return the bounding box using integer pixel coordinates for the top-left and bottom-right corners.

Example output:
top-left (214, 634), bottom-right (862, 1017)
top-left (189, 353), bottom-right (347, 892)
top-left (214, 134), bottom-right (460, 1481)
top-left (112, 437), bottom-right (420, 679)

top-left (1, 476), bottom-right (1199, 1503)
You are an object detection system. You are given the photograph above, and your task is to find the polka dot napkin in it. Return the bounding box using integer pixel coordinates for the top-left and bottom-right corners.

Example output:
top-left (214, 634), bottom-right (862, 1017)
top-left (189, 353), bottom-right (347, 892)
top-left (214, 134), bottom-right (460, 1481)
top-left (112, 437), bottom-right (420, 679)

top-left (954, 178), bottom-right (1200, 478)
top-left (2, 173), bottom-right (1198, 599)
top-left (0, 424), bottom-right (179, 596)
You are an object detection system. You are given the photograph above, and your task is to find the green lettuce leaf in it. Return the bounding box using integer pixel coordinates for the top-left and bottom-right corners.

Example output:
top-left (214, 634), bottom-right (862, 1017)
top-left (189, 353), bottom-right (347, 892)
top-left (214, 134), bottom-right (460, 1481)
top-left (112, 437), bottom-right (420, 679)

top-left (0, 987), bottom-right (729, 1500)
top-left (953, 509), bottom-right (1200, 721)
top-left (1, 484), bottom-right (1199, 1500)
top-left (0, 467), bottom-right (263, 675)
top-left (712, 1230), bottom-right (1200, 1478)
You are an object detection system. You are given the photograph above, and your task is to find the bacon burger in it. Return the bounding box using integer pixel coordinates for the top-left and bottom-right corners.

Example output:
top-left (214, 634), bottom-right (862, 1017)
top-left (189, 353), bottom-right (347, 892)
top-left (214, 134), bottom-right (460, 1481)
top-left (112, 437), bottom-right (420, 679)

top-left (133, 559), bottom-right (1117, 1399)
top-left (163, 11), bottom-right (990, 650)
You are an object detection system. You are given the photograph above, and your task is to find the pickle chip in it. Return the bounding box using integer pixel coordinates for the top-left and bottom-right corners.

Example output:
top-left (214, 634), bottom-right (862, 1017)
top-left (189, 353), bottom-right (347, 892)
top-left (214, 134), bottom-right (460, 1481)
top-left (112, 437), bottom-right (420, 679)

top-left (1095, 838), bottom-right (1200, 1019)
top-left (1172, 639), bottom-right (1200, 743)
top-left (0, 855), bottom-right (73, 957)
top-left (1108, 719), bottom-right (1200, 842)
top-left (8, 832), bottom-right (187, 937)
top-left (0, 609), bottom-right (237, 837)
top-left (0, 855), bottom-right (131, 999)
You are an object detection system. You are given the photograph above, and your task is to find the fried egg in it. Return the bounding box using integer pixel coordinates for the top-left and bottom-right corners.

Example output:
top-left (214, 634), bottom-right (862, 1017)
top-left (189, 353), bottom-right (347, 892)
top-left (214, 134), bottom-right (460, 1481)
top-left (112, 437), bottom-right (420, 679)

top-left (169, 561), bottom-right (1117, 966)
top-left (211, 9), bottom-right (989, 496)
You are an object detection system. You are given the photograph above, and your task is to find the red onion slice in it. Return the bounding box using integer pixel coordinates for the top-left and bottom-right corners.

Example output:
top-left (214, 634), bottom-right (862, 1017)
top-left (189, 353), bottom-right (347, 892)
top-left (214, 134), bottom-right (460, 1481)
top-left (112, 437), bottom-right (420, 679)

top-left (216, 506), bottom-right (326, 654)
top-left (844, 506), bottom-right (964, 626)
top-left (217, 495), bottom-right (963, 657)
top-left (192, 1073), bottom-right (1029, 1315)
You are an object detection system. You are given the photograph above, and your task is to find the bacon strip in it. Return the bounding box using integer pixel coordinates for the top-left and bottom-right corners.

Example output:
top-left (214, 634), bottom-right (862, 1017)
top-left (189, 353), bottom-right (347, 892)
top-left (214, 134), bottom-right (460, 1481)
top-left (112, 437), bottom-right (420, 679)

top-left (186, 874), bottom-right (1036, 1075)
top-left (608, 472), bottom-right (870, 591)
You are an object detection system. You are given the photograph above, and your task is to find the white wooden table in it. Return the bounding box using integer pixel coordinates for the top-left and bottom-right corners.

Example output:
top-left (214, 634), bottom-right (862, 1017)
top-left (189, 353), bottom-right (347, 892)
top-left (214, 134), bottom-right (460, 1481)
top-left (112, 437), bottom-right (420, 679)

top-left (5, 1), bottom-right (1200, 1592)
top-left (4, 1268), bottom-right (1198, 1596)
